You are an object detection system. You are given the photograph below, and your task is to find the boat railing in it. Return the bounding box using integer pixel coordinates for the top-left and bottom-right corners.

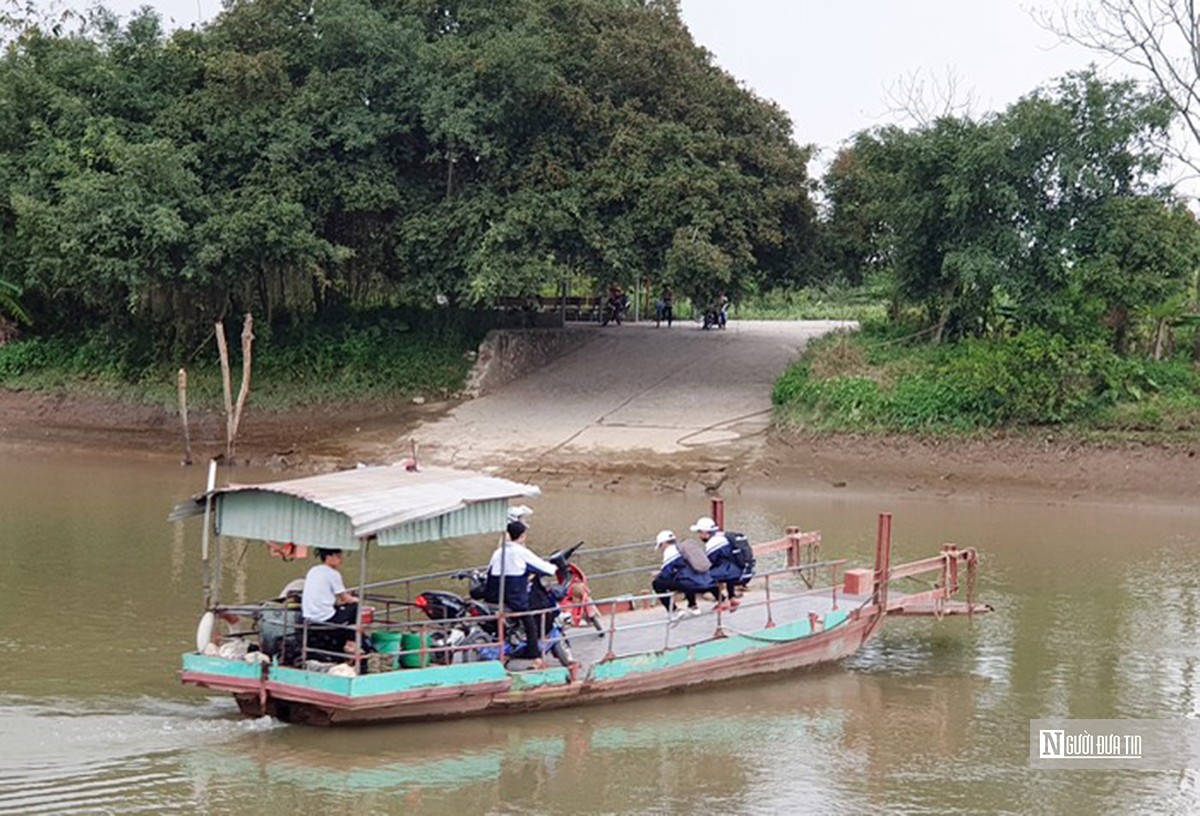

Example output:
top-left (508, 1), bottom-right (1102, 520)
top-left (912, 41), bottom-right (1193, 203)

top-left (201, 530), bottom-right (846, 673)
top-left (584, 559), bottom-right (857, 657)
top-left (243, 556), bottom-right (851, 670)
top-left (348, 530), bottom-right (826, 622)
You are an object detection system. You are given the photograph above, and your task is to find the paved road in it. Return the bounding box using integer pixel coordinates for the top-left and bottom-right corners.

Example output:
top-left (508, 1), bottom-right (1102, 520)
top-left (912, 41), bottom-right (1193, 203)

top-left (410, 320), bottom-right (853, 472)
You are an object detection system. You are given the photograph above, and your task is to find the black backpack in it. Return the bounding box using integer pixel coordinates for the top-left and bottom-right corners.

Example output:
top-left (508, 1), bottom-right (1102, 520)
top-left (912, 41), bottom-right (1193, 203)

top-left (726, 532), bottom-right (755, 572)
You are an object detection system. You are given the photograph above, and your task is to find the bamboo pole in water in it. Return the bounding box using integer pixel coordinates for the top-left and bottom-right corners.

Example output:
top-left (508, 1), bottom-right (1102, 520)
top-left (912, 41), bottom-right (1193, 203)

top-left (229, 314), bottom-right (254, 459)
top-left (177, 367), bottom-right (193, 466)
top-left (215, 321), bottom-right (234, 461)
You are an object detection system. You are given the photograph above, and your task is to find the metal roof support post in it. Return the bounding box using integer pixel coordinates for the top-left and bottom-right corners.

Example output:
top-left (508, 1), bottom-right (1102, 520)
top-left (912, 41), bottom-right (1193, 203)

top-left (497, 535), bottom-right (507, 656)
top-left (211, 466), bottom-right (224, 608)
top-left (201, 459), bottom-right (218, 609)
top-left (355, 539), bottom-right (368, 670)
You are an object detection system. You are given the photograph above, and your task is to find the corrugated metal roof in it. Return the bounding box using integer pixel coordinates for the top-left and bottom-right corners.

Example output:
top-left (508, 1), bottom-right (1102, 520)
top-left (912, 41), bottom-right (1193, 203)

top-left (171, 465), bottom-right (539, 549)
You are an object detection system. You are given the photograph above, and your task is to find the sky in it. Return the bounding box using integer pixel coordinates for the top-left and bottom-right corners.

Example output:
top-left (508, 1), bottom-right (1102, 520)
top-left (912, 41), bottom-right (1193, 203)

top-left (679, 0), bottom-right (1099, 157)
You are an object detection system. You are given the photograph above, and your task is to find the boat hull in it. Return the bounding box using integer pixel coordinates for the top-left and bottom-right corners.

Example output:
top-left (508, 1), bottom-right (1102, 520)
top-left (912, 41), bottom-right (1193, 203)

top-left (184, 605), bottom-right (883, 726)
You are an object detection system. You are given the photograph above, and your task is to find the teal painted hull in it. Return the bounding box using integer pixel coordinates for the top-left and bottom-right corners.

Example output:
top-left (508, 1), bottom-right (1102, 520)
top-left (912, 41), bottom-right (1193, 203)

top-left (181, 605), bottom-right (881, 726)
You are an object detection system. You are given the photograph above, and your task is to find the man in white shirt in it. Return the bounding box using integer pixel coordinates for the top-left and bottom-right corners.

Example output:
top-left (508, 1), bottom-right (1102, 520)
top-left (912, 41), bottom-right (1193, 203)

top-left (302, 548), bottom-right (361, 658)
top-left (484, 521), bottom-right (556, 659)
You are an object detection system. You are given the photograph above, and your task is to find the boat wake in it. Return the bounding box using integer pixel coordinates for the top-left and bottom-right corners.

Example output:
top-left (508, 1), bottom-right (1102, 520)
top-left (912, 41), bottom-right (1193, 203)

top-left (0, 695), bottom-right (282, 814)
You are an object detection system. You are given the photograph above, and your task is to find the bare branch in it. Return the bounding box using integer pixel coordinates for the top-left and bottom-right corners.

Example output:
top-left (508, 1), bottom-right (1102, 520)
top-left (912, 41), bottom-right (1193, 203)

top-left (1034, 0), bottom-right (1200, 174)
top-left (882, 66), bottom-right (979, 128)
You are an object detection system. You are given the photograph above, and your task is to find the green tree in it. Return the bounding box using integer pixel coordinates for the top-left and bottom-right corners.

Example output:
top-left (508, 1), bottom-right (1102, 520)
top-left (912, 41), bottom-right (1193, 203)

top-left (821, 69), bottom-right (1195, 352)
top-left (0, 0), bottom-right (817, 352)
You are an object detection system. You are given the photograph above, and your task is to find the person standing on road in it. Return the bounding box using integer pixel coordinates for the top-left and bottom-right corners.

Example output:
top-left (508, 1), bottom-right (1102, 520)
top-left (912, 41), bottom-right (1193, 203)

top-left (655, 286), bottom-right (674, 328)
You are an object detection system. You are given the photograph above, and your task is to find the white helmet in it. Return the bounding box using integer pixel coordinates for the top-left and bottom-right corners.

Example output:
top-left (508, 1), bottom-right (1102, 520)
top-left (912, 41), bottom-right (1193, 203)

top-left (507, 505), bottom-right (533, 524)
top-left (689, 516), bottom-right (719, 533)
top-left (655, 530), bottom-right (677, 547)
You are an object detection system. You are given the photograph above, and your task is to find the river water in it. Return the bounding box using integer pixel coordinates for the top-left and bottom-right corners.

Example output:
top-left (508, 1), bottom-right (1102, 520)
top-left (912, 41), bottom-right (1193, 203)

top-left (1, 444), bottom-right (1198, 815)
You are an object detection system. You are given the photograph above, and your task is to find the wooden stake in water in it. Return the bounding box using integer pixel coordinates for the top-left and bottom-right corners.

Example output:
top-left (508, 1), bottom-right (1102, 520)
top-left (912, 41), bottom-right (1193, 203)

top-left (215, 321), bottom-right (234, 460)
top-left (215, 314), bottom-right (255, 463)
top-left (177, 367), bottom-right (193, 466)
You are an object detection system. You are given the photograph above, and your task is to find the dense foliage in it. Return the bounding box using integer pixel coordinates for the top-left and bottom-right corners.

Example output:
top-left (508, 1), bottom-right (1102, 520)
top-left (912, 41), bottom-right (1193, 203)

top-left (819, 71), bottom-right (1200, 352)
top-left (0, 0), bottom-right (816, 356)
top-left (5, 3), bottom-right (1200, 434)
top-left (777, 70), bottom-right (1200, 434)
top-left (774, 324), bottom-right (1200, 433)
top-left (0, 305), bottom-right (492, 406)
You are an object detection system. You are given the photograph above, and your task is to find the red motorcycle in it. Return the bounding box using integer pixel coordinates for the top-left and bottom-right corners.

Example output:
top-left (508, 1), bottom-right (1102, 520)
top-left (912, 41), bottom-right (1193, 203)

top-left (550, 542), bottom-right (605, 636)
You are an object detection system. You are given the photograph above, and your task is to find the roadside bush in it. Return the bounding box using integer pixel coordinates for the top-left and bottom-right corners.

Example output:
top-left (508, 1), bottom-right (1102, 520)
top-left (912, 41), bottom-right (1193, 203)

top-left (773, 368), bottom-right (885, 429)
top-left (774, 326), bottom-right (1200, 433)
top-left (884, 374), bottom-right (979, 429)
top-left (937, 331), bottom-right (1105, 424)
top-left (771, 362), bottom-right (810, 407)
top-left (0, 338), bottom-right (52, 380)
top-left (738, 285), bottom-right (888, 322)
top-left (0, 307), bottom-right (491, 408)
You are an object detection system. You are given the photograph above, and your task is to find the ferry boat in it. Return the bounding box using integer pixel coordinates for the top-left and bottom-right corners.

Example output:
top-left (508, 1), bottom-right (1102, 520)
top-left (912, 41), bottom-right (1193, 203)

top-left (171, 462), bottom-right (987, 726)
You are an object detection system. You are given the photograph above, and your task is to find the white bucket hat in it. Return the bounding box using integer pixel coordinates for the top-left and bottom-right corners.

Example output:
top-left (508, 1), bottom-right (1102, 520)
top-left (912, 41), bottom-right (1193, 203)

top-left (655, 530), bottom-right (677, 547)
top-left (689, 516), bottom-right (719, 533)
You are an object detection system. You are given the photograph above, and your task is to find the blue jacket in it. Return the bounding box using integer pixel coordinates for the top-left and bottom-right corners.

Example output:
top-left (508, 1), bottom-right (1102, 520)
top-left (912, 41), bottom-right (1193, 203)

top-left (660, 554), bottom-right (716, 594)
top-left (706, 540), bottom-right (743, 583)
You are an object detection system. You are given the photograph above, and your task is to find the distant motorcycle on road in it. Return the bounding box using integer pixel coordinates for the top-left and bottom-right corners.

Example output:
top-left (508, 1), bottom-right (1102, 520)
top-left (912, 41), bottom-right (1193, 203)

top-left (601, 293), bottom-right (630, 326)
top-left (701, 304), bottom-right (727, 330)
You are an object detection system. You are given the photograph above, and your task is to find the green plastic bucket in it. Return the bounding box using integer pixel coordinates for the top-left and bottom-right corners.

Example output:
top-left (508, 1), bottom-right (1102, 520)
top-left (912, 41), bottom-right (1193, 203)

top-left (372, 630), bottom-right (404, 670)
top-left (399, 632), bottom-right (429, 669)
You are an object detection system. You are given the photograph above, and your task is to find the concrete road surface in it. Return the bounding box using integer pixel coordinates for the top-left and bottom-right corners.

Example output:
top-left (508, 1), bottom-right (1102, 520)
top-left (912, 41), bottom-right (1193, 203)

top-left (410, 320), bottom-right (853, 474)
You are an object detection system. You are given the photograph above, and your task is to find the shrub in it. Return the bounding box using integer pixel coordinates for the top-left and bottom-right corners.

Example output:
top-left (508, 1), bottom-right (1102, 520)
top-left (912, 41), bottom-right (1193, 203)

top-left (885, 375), bottom-right (979, 429)
top-left (773, 325), bottom-right (1200, 432)
top-left (0, 338), bottom-right (51, 379)
top-left (0, 307), bottom-right (489, 408)
top-left (937, 331), bottom-right (1104, 424)
top-left (772, 362), bottom-right (810, 407)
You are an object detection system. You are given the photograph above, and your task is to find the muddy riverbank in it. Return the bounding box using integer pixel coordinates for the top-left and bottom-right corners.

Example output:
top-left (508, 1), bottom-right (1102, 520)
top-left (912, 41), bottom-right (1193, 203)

top-left (2, 387), bottom-right (1196, 505)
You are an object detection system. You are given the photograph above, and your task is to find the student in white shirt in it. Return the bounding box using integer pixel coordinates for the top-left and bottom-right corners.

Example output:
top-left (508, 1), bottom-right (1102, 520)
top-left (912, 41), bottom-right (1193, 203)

top-left (484, 521), bottom-right (556, 659)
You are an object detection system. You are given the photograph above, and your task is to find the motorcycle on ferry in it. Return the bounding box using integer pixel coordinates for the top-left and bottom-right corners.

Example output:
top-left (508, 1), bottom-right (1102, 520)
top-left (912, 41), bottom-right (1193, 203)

top-left (549, 542), bottom-right (605, 636)
top-left (413, 544), bottom-right (588, 667)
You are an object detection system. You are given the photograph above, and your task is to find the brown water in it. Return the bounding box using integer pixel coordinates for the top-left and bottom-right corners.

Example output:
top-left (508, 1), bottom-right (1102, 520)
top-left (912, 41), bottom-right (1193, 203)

top-left (1, 444), bottom-right (1198, 814)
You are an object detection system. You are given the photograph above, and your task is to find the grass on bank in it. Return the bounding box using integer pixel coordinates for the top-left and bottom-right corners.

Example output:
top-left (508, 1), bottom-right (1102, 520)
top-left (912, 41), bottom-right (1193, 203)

top-left (0, 309), bottom-right (491, 411)
top-left (773, 322), bottom-right (1200, 438)
top-left (735, 285), bottom-right (889, 322)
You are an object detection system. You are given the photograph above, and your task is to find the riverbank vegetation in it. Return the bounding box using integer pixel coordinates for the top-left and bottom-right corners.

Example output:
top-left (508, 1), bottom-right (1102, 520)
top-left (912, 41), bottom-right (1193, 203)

top-left (0, 307), bottom-right (489, 409)
top-left (774, 70), bottom-right (1200, 438)
top-left (774, 325), bottom-right (1200, 436)
top-left (2, 1), bottom-right (1199, 436)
